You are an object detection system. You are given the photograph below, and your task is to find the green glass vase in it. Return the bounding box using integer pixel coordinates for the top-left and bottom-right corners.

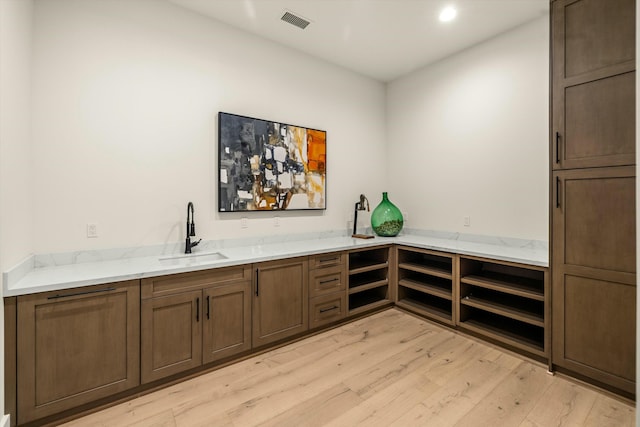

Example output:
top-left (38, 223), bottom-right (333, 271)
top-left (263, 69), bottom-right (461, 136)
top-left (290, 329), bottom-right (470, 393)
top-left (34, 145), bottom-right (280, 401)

top-left (371, 192), bottom-right (403, 237)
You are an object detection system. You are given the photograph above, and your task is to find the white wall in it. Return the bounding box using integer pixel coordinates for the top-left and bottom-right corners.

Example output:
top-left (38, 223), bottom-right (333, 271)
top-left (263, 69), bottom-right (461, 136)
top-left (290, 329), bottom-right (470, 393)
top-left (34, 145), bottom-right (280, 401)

top-left (0, 0), bottom-right (34, 271)
top-left (386, 16), bottom-right (549, 241)
top-left (30, 0), bottom-right (387, 253)
top-left (0, 0), bottom-right (34, 422)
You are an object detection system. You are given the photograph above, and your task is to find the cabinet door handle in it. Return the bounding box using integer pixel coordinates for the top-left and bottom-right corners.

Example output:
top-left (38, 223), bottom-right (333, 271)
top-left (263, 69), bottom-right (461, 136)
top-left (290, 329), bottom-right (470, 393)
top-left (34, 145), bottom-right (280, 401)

top-left (206, 295), bottom-right (210, 320)
top-left (555, 131), bottom-right (560, 164)
top-left (320, 305), bottom-right (339, 313)
top-left (196, 297), bottom-right (200, 322)
top-left (556, 176), bottom-right (561, 208)
top-left (255, 268), bottom-right (260, 296)
top-left (47, 287), bottom-right (116, 300)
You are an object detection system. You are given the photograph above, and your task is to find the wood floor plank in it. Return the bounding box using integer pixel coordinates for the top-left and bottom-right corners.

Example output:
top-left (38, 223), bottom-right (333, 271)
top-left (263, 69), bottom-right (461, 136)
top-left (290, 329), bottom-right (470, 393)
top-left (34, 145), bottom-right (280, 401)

top-left (418, 337), bottom-right (500, 387)
top-left (61, 309), bottom-right (635, 427)
top-left (582, 394), bottom-right (636, 427)
top-left (173, 402), bottom-right (235, 427)
top-left (327, 372), bottom-right (439, 426)
top-left (522, 380), bottom-right (599, 426)
top-left (388, 348), bottom-right (523, 426)
top-left (452, 362), bottom-right (555, 426)
top-left (130, 410), bottom-right (176, 427)
top-left (257, 383), bottom-right (363, 427)
top-left (342, 328), bottom-right (452, 398)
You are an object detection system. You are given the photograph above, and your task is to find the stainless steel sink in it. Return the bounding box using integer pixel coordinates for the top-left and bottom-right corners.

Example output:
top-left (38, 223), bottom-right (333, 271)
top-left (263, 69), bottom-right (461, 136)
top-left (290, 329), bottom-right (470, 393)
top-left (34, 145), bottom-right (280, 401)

top-left (158, 252), bottom-right (228, 266)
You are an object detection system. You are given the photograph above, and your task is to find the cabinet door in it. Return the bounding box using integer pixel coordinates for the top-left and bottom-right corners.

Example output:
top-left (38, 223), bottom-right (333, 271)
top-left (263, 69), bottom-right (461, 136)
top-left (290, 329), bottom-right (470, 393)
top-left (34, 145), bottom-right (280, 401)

top-left (552, 167), bottom-right (636, 394)
top-left (17, 281), bottom-right (140, 424)
top-left (141, 290), bottom-right (202, 383)
top-left (203, 282), bottom-right (251, 364)
top-left (551, 0), bottom-right (636, 169)
top-left (253, 257), bottom-right (309, 347)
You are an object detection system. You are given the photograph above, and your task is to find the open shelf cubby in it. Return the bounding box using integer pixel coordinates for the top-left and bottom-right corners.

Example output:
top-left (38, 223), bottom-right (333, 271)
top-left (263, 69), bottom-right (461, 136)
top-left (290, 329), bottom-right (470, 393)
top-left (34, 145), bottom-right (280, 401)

top-left (396, 287), bottom-right (452, 322)
top-left (395, 247), bottom-right (455, 325)
top-left (460, 286), bottom-right (544, 327)
top-left (459, 307), bottom-right (545, 356)
top-left (458, 256), bottom-right (548, 358)
top-left (460, 259), bottom-right (544, 300)
top-left (348, 247), bottom-right (389, 272)
top-left (347, 246), bottom-right (391, 314)
top-left (348, 286), bottom-right (391, 315)
top-left (349, 269), bottom-right (388, 291)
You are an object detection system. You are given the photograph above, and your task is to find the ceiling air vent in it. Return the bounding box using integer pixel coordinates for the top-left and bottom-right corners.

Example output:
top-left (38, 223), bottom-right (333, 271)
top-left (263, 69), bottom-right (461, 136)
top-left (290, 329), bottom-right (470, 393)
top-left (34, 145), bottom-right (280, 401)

top-left (281, 11), bottom-right (311, 30)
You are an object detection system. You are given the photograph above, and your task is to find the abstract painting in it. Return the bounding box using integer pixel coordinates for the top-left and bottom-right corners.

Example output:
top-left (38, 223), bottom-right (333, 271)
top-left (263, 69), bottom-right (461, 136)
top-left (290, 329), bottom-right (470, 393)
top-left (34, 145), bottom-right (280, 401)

top-left (218, 112), bottom-right (326, 212)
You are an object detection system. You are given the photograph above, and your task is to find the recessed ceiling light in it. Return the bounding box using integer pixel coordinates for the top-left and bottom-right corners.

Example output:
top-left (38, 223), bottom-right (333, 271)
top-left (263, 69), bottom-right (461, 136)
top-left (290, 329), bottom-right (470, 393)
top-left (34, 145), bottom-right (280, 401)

top-left (439, 6), bottom-right (457, 22)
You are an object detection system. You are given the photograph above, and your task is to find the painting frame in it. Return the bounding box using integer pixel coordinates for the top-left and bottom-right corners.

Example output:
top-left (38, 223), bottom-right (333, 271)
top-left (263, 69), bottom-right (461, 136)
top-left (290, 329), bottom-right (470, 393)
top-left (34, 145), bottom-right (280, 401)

top-left (217, 112), bottom-right (327, 212)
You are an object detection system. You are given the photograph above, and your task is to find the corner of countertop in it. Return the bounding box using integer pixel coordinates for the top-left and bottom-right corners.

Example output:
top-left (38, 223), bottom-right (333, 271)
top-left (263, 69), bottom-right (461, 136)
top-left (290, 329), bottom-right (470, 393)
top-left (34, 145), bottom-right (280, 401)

top-left (3, 254), bottom-right (35, 294)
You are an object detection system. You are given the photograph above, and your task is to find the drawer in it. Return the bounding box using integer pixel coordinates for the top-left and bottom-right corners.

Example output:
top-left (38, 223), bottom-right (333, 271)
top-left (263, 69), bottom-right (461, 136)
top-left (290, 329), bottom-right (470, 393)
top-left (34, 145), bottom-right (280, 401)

top-left (141, 265), bottom-right (252, 299)
top-left (309, 292), bottom-right (346, 329)
top-left (309, 264), bottom-right (346, 297)
top-left (310, 252), bottom-right (345, 270)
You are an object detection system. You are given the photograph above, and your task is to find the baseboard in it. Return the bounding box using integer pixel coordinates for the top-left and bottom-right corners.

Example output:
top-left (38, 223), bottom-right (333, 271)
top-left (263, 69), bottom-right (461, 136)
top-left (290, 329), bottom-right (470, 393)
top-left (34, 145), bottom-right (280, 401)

top-left (0, 414), bottom-right (10, 427)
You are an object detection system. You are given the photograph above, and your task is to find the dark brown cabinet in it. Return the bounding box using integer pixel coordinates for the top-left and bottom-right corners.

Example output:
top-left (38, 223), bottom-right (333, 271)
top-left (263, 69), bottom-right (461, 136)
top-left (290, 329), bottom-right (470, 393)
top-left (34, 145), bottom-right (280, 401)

top-left (253, 257), bottom-right (309, 347)
top-left (203, 282), bottom-right (252, 363)
top-left (141, 266), bottom-right (252, 383)
top-left (550, 0), bottom-right (636, 396)
top-left (141, 289), bottom-right (202, 382)
top-left (551, 0), bottom-right (636, 170)
top-left (552, 167), bottom-right (636, 393)
top-left (16, 281), bottom-right (140, 424)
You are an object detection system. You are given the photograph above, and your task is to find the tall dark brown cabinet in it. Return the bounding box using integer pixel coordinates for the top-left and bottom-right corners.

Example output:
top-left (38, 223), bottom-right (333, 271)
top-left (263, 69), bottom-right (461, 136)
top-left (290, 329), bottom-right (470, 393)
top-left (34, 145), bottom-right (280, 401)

top-left (550, 0), bottom-right (636, 396)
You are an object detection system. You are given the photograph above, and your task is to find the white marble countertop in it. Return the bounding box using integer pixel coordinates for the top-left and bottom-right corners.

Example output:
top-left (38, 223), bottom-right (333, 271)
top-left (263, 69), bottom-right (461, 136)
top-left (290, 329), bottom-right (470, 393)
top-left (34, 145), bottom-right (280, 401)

top-left (3, 229), bottom-right (548, 297)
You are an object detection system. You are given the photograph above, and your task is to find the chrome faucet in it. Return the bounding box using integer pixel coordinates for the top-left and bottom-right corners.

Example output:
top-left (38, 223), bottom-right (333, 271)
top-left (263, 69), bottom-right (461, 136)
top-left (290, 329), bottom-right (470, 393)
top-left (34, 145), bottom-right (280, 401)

top-left (185, 202), bottom-right (202, 254)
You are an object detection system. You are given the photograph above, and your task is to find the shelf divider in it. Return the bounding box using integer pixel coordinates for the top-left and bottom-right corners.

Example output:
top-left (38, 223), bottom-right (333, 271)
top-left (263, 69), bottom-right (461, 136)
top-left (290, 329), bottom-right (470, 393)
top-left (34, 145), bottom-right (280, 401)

top-left (398, 278), bottom-right (451, 300)
top-left (461, 274), bottom-right (544, 301)
top-left (461, 295), bottom-right (543, 327)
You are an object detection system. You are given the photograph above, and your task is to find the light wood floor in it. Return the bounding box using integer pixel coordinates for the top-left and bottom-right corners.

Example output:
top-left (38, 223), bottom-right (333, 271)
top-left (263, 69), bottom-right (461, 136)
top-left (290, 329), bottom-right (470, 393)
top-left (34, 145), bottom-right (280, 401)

top-left (63, 309), bottom-right (635, 427)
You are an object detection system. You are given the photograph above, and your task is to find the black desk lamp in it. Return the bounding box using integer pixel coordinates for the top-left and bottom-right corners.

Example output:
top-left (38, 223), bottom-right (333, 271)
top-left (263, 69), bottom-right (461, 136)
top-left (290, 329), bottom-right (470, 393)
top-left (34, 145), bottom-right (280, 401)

top-left (352, 194), bottom-right (374, 239)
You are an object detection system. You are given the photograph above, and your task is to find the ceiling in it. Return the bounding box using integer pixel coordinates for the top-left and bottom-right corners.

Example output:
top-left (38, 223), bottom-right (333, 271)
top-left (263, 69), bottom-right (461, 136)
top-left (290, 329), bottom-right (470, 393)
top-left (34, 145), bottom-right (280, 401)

top-left (168, 0), bottom-right (549, 82)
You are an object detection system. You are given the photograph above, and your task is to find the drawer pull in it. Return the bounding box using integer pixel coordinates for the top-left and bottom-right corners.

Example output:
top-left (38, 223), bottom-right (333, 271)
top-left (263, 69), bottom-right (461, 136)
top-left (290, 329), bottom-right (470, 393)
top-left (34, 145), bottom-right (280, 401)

top-left (47, 287), bottom-right (116, 300)
top-left (319, 278), bottom-right (339, 285)
top-left (319, 256), bottom-right (339, 264)
top-left (319, 305), bottom-right (339, 313)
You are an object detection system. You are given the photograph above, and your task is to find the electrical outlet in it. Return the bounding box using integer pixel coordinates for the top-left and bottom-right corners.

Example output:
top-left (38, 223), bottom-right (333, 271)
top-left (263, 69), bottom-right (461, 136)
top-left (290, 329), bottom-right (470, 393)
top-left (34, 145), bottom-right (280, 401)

top-left (87, 223), bottom-right (98, 238)
top-left (464, 216), bottom-right (471, 227)
top-left (241, 217), bottom-right (248, 229)
top-left (274, 216), bottom-right (280, 227)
